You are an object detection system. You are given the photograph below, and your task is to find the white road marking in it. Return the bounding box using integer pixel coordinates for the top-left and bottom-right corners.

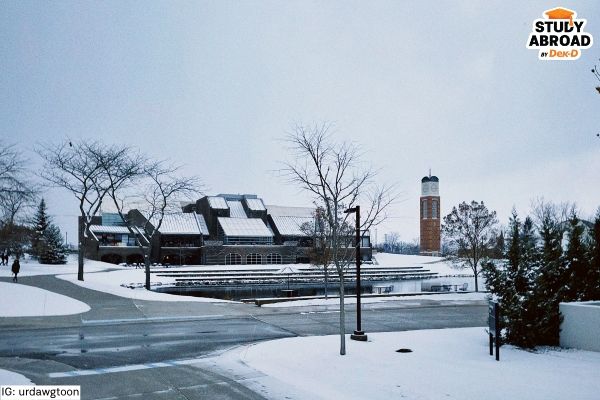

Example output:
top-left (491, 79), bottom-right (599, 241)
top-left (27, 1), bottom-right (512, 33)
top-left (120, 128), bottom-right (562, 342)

top-left (81, 315), bottom-right (225, 325)
top-left (48, 357), bottom-right (204, 378)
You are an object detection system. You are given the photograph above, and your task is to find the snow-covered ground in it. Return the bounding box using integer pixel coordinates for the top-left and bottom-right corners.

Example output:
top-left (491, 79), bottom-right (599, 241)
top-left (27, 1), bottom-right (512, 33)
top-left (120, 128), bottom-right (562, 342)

top-left (374, 253), bottom-right (468, 277)
top-left (0, 257), bottom-right (118, 278)
top-left (262, 292), bottom-right (489, 308)
top-left (242, 327), bottom-right (600, 400)
top-left (0, 369), bottom-right (32, 385)
top-left (0, 282), bottom-right (90, 317)
top-left (56, 269), bottom-right (231, 303)
top-left (373, 253), bottom-right (445, 266)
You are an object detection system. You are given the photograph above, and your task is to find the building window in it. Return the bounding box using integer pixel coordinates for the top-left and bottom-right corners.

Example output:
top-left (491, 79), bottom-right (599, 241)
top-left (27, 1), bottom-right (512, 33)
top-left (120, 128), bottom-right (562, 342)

top-left (225, 253), bottom-right (242, 265)
top-left (266, 253), bottom-right (282, 264)
top-left (432, 200), bottom-right (438, 219)
top-left (223, 236), bottom-right (273, 245)
top-left (361, 236), bottom-right (370, 248)
top-left (421, 199), bottom-right (428, 219)
top-left (246, 253), bottom-right (262, 264)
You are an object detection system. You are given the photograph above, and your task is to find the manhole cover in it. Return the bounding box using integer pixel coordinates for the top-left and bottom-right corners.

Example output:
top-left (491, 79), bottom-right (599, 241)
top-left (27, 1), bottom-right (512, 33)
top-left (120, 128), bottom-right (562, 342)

top-left (396, 348), bottom-right (413, 353)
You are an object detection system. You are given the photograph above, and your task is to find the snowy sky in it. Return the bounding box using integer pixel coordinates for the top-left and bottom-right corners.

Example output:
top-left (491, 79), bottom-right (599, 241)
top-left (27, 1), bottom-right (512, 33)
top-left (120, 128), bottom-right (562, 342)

top-left (2, 1), bottom-right (600, 244)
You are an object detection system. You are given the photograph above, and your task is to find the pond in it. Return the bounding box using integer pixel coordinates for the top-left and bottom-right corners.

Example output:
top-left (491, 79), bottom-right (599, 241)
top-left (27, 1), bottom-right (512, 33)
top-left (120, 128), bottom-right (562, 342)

top-left (157, 275), bottom-right (487, 301)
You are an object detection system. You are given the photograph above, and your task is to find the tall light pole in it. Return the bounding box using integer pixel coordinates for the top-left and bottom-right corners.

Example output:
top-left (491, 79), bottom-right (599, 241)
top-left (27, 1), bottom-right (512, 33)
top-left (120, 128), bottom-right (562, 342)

top-left (345, 205), bottom-right (367, 341)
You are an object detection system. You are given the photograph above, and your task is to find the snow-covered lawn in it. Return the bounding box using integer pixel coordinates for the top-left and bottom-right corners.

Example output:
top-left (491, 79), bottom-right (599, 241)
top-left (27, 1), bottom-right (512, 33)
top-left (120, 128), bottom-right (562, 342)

top-left (0, 369), bottom-right (32, 385)
top-left (374, 253), bottom-right (467, 277)
top-left (242, 327), bottom-right (600, 400)
top-left (0, 282), bottom-right (90, 317)
top-left (0, 257), bottom-right (118, 278)
top-left (262, 292), bottom-right (489, 308)
top-left (373, 253), bottom-right (445, 266)
top-left (56, 269), bottom-right (231, 303)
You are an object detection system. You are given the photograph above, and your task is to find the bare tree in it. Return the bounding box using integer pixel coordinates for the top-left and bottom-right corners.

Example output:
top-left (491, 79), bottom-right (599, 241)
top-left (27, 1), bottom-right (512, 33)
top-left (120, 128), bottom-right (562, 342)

top-left (383, 231), bottom-right (400, 253)
top-left (0, 142), bottom-right (27, 196)
top-left (282, 123), bottom-right (396, 355)
top-left (0, 141), bottom-right (37, 257)
top-left (531, 198), bottom-right (573, 233)
top-left (592, 58), bottom-right (600, 94)
top-left (37, 140), bottom-right (143, 281)
top-left (442, 201), bottom-right (499, 292)
top-left (0, 142), bottom-right (36, 218)
top-left (106, 162), bottom-right (202, 290)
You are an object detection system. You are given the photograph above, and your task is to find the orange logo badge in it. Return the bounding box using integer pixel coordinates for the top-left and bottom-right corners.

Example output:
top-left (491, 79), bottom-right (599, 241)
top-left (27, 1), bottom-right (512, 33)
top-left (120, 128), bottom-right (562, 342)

top-left (527, 7), bottom-right (593, 60)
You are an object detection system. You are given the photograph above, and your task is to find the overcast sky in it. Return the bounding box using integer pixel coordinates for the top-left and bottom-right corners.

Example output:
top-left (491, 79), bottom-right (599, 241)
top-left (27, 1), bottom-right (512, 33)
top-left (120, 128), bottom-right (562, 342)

top-left (2, 1), bottom-right (599, 245)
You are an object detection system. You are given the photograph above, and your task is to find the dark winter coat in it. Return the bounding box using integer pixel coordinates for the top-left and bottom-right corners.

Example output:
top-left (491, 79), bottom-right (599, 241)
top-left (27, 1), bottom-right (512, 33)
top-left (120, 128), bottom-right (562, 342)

top-left (11, 259), bottom-right (20, 274)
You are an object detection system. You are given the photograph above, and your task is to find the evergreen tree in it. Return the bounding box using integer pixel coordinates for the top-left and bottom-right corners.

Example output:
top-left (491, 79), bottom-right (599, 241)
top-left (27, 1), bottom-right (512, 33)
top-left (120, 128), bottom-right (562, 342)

top-left (491, 230), bottom-right (505, 259)
top-left (513, 217), bottom-right (539, 347)
top-left (39, 224), bottom-right (67, 264)
top-left (564, 211), bottom-right (589, 301)
top-left (503, 211), bottom-right (523, 345)
top-left (534, 207), bottom-right (567, 345)
top-left (31, 198), bottom-right (50, 259)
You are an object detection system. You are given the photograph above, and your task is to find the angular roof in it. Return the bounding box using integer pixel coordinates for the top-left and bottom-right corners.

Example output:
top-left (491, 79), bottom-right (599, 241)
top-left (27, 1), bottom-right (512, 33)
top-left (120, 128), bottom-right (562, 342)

top-left (89, 225), bottom-right (131, 234)
top-left (207, 196), bottom-right (229, 209)
top-left (153, 212), bottom-right (209, 235)
top-left (195, 214), bottom-right (209, 234)
top-left (270, 215), bottom-right (313, 236)
top-left (217, 217), bottom-right (273, 237)
top-left (266, 205), bottom-right (314, 218)
top-left (226, 200), bottom-right (247, 218)
top-left (245, 198), bottom-right (266, 211)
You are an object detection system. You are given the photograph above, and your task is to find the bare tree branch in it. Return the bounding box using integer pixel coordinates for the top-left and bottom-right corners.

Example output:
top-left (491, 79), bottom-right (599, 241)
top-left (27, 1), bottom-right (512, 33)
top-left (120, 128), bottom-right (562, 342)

top-left (281, 122), bottom-right (398, 355)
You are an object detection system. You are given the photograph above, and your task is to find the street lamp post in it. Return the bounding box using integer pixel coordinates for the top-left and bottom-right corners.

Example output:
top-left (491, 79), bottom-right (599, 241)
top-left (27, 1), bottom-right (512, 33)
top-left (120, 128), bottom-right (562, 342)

top-left (345, 205), bottom-right (367, 342)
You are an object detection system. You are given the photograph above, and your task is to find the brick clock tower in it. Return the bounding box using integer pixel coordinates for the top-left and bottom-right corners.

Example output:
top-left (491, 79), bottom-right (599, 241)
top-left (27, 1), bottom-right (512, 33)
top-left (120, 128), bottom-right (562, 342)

top-left (420, 173), bottom-right (441, 256)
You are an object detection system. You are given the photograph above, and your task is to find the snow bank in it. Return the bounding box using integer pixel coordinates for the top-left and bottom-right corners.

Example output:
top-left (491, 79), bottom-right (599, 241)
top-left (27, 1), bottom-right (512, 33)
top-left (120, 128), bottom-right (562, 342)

top-left (0, 369), bottom-right (33, 385)
top-left (0, 282), bottom-right (90, 317)
top-left (242, 327), bottom-right (600, 400)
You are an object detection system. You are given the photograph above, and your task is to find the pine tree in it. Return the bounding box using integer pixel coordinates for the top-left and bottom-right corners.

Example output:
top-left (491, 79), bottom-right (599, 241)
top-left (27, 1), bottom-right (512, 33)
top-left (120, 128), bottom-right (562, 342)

top-left (564, 211), bottom-right (589, 301)
top-left (39, 224), bottom-right (67, 264)
top-left (513, 217), bottom-right (539, 347)
top-left (31, 198), bottom-right (50, 259)
top-left (503, 211), bottom-right (522, 345)
top-left (534, 208), bottom-right (567, 345)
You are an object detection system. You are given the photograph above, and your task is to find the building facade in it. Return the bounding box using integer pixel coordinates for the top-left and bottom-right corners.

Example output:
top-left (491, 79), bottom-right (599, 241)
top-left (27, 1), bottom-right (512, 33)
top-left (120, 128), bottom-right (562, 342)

top-left (81, 193), bottom-right (372, 265)
top-left (419, 174), bottom-right (441, 256)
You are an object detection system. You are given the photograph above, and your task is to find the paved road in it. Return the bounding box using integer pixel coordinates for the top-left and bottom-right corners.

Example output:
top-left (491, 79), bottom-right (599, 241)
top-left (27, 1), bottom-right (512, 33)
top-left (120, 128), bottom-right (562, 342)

top-left (0, 275), bottom-right (487, 399)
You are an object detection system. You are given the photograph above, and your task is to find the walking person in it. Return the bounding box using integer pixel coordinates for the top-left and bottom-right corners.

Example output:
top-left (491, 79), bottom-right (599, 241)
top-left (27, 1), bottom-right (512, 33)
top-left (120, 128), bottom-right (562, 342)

top-left (11, 257), bottom-right (20, 282)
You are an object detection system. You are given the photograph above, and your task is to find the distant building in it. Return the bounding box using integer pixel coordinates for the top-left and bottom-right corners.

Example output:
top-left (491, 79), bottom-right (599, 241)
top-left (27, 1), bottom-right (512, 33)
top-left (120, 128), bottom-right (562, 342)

top-left (81, 193), bottom-right (371, 265)
top-left (419, 174), bottom-right (441, 256)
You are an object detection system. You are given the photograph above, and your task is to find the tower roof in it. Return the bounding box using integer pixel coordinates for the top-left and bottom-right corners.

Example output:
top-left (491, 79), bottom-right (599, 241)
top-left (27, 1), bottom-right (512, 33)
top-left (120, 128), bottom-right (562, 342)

top-left (429, 176), bottom-right (439, 182)
top-left (421, 176), bottom-right (430, 183)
